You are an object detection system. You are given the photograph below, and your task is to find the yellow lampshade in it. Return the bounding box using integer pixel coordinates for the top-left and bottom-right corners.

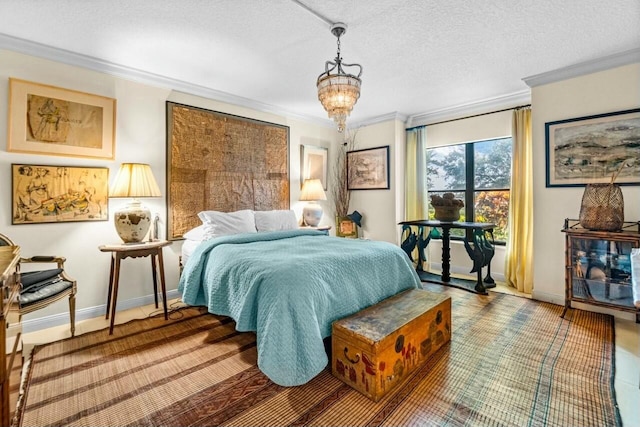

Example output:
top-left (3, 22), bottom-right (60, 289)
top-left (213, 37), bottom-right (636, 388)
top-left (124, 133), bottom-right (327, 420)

top-left (109, 163), bottom-right (161, 198)
top-left (109, 163), bottom-right (161, 243)
top-left (300, 179), bottom-right (327, 201)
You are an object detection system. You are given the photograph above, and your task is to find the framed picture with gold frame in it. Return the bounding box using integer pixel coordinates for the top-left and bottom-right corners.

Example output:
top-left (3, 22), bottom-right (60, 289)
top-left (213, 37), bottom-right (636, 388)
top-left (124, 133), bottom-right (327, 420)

top-left (8, 78), bottom-right (116, 159)
top-left (12, 164), bottom-right (109, 225)
top-left (335, 216), bottom-right (358, 238)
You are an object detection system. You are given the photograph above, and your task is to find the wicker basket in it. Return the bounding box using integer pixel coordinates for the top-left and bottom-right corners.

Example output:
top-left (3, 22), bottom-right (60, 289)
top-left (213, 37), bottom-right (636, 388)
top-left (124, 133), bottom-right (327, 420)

top-left (579, 183), bottom-right (624, 231)
top-left (433, 206), bottom-right (461, 222)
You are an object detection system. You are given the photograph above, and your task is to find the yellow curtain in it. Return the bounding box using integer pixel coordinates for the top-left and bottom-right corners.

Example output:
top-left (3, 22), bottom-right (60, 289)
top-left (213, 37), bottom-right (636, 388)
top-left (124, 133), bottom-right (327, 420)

top-left (405, 128), bottom-right (428, 270)
top-left (405, 127), bottom-right (428, 220)
top-left (504, 108), bottom-right (533, 293)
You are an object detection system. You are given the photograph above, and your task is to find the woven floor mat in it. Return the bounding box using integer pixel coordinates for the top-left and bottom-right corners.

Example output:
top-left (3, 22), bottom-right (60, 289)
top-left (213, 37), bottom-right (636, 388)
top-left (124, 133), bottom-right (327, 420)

top-left (15, 285), bottom-right (620, 427)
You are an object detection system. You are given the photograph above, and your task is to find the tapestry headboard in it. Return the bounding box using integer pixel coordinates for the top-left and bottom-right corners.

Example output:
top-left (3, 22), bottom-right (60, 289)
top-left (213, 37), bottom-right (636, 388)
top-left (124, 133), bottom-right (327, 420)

top-left (166, 102), bottom-right (290, 240)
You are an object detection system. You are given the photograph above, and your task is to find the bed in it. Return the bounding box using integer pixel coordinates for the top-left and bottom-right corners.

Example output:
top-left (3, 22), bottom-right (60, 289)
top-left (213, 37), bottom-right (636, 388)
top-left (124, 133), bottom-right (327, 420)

top-left (180, 239), bottom-right (200, 268)
top-left (179, 217), bottom-right (421, 386)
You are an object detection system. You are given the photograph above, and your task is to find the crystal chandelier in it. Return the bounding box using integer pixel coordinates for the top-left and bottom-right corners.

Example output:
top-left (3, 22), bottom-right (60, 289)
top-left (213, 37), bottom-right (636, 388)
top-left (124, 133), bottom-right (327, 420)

top-left (316, 23), bottom-right (363, 133)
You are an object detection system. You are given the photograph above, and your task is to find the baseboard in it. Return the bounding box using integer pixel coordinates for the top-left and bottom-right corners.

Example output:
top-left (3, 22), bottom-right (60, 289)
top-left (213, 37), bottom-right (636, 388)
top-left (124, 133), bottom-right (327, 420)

top-left (21, 289), bottom-right (181, 333)
top-left (530, 290), bottom-right (564, 306)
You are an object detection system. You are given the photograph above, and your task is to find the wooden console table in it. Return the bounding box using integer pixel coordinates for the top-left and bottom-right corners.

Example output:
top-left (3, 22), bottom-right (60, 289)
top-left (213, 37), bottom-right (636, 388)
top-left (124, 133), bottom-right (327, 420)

top-left (99, 240), bottom-right (171, 334)
top-left (0, 245), bottom-right (21, 426)
top-left (399, 220), bottom-right (496, 294)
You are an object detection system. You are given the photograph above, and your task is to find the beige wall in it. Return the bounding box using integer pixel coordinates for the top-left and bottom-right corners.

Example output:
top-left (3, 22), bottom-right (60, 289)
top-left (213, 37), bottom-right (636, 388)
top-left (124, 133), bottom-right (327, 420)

top-left (531, 63), bottom-right (640, 320)
top-left (0, 49), bottom-right (338, 330)
top-left (346, 120), bottom-right (405, 244)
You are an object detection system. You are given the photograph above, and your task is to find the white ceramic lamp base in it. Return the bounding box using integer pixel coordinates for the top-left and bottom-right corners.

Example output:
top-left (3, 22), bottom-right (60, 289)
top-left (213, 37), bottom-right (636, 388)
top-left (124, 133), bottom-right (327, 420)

top-left (303, 202), bottom-right (323, 227)
top-left (114, 200), bottom-right (152, 243)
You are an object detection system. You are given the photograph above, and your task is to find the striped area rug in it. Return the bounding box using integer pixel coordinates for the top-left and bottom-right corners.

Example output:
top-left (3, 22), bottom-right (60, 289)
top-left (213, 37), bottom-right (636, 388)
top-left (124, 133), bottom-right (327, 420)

top-left (15, 285), bottom-right (620, 427)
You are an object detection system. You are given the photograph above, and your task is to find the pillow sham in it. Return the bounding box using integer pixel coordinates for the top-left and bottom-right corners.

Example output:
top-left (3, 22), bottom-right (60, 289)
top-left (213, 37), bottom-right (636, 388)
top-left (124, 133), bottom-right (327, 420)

top-left (202, 223), bottom-right (218, 241)
top-left (197, 209), bottom-right (257, 238)
top-left (254, 210), bottom-right (299, 232)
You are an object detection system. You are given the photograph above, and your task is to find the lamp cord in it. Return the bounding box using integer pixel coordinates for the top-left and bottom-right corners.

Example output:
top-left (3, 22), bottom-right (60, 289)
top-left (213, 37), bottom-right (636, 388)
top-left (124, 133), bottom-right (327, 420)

top-left (146, 299), bottom-right (203, 320)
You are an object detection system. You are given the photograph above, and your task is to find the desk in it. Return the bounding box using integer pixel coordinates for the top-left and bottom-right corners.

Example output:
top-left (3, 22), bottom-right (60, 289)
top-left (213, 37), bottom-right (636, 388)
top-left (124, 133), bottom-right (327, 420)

top-left (399, 220), bottom-right (496, 294)
top-left (99, 240), bottom-right (171, 334)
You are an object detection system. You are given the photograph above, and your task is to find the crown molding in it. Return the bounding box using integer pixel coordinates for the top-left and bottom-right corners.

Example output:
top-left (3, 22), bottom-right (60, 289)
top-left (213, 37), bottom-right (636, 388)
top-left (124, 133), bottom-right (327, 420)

top-left (0, 32), bottom-right (333, 129)
top-left (350, 112), bottom-right (408, 129)
top-left (406, 90), bottom-right (531, 128)
top-left (523, 48), bottom-right (640, 88)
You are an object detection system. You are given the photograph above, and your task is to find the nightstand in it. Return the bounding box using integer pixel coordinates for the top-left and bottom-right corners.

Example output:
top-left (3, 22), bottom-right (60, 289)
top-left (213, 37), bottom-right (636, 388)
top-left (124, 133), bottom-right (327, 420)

top-left (98, 240), bottom-right (172, 334)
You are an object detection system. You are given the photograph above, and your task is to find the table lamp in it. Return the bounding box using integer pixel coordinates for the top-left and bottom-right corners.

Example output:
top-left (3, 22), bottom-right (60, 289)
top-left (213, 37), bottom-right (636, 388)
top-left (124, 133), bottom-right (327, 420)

top-left (300, 178), bottom-right (327, 227)
top-left (109, 163), bottom-right (161, 243)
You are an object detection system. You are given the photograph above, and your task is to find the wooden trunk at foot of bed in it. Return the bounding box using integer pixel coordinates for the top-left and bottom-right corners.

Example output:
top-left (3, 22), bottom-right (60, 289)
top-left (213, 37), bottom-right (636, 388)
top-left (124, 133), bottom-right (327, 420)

top-left (332, 289), bottom-right (451, 402)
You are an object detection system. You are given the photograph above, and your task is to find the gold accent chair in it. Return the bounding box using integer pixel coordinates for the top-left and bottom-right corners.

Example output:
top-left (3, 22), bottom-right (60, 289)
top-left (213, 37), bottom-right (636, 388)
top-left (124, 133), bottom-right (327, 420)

top-left (0, 233), bottom-right (77, 336)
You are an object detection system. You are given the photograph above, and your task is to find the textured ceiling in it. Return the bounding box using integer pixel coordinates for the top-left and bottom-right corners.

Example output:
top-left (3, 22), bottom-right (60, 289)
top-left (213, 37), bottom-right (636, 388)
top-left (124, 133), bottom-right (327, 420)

top-left (1, 0), bottom-right (639, 126)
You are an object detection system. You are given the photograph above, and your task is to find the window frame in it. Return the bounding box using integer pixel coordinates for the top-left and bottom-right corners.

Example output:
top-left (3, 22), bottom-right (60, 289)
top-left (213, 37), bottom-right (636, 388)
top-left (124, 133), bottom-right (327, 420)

top-left (426, 137), bottom-right (512, 245)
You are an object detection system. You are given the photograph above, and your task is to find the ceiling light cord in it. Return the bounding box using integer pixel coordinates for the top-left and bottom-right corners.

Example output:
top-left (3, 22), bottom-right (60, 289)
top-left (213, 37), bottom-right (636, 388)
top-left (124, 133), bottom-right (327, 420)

top-left (318, 28), bottom-right (363, 81)
top-left (290, 0), bottom-right (333, 26)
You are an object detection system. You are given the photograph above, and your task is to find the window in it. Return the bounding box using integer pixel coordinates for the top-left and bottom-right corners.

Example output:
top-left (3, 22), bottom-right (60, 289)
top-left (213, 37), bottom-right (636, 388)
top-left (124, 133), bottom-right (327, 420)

top-left (426, 137), bottom-right (511, 243)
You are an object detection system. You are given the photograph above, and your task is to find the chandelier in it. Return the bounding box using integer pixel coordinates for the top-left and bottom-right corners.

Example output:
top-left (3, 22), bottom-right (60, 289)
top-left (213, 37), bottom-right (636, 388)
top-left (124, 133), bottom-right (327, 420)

top-left (316, 23), bottom-right (363, 133)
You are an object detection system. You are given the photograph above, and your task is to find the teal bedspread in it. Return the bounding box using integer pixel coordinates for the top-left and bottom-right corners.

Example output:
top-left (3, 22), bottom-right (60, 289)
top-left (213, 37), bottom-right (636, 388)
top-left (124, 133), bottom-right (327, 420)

top-left (179, 229), bottom-right (421, 386)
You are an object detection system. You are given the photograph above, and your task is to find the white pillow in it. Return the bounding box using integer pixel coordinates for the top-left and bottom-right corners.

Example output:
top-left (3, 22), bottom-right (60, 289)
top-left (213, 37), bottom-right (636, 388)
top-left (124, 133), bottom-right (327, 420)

top-left (202, 223), bottom-right (218, 241)
top-left (183, 225), bottom-right (206, 241)
top-left (254, 210), bottom-right (299, 232)
top-left (197, 209), bottom-right (257, 238)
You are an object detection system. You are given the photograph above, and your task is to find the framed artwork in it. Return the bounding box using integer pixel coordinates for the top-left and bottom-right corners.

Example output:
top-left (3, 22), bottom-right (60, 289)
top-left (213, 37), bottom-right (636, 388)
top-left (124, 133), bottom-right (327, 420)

top-left (300, 144), bottom-right (328, 190)
top-left (12, 164), bottom-right (109, 224)
top-left (8, 78), bottom-right (116, 159)
top-left (335, 216), bottom-right (358, 238)
top-left (545, 108), bottom-right (640, 187)
top-left (166, 101), bottom-right (290, 240)
top-left (347, 145), bottom-right (390, 190)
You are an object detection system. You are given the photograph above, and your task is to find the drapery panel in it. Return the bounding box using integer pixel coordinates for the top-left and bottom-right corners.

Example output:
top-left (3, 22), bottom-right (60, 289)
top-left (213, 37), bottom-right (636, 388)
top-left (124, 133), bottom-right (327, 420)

top-left (405, 127), bottom-right (428, 220)
top-left (504, 108), bottom-right (533, 293)
top-left (405, 127), bottom-right (429, 270)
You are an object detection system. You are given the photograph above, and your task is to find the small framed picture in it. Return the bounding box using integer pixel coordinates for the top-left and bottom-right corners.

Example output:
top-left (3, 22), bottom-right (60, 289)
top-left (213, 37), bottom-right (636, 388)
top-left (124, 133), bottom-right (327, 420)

top-left (336, 216), bottom-right (358, 238)
top-left (347, 145), bottom-right (390, 190)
